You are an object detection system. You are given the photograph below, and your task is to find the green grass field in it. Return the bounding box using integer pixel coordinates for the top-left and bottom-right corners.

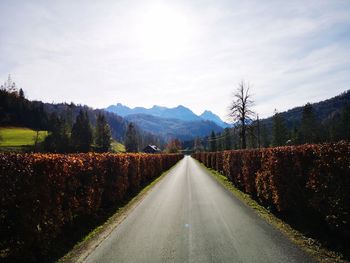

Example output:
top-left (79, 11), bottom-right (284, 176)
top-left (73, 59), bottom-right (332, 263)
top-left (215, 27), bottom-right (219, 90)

top-left (111, 140), bottom-right (125, 152)
top-left (0, 127), bottom-right (124, 153)
top-left (0, 127), bottom-right (48, 147)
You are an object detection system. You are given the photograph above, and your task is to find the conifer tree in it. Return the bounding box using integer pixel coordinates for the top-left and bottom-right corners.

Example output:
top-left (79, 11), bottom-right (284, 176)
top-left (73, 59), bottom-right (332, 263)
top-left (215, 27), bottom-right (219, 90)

top-left (194, 137), bottom-right (203, 152)
top-left (125, 122), bottom-right (138, 152)
top-left (209, 130), bottom-right (217, 152)
top-left (44, 112), bottom-right (70, 153)
top-left (223, 128), bottom-right (232, 150)
top-left (299, 103), bottom-right (320, 144)
top-left (260, 124), bottom-right (270, 148)
top-left (339, 104), bottom-right (350, 140)
top-left (71, 110), bottom-right (93, 152)
top-left (95, 113), bottom-right (112, 152)
top-left (272, 110), bottom-right (288, 146)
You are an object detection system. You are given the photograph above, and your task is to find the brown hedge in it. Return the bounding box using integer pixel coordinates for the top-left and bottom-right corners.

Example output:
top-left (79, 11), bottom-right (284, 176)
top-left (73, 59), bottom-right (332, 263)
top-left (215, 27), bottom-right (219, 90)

top-left (192, 142), bottom-right (350, 240)
top-left (0, 153), bottom-right (183, 260)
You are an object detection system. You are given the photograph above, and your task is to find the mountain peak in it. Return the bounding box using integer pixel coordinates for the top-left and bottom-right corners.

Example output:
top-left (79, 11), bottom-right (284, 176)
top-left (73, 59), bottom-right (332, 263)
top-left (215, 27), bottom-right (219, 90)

top-left (201, 110), bottom-right (214, 115)
top-left (151, 105), bottom-right (166, 110)
top-left (176, 105), bottom-right (186, 108)
top-left (106, 103), bottom-right (228, 125)
top-left (200, 110), bottom-right (230, 128)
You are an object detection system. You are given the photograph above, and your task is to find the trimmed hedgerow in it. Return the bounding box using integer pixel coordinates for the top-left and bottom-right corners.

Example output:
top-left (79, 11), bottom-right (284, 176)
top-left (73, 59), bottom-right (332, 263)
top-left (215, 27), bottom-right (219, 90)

top-left (0, 152), bottom-right (183, 260)
top-left (192, 142), bottom-right (350, 241)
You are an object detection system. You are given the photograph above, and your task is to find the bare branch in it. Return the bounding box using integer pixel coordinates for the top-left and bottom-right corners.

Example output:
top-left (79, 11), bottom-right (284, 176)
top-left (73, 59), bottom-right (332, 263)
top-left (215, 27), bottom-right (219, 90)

top-left (228, 81), bottom-right (255, 148)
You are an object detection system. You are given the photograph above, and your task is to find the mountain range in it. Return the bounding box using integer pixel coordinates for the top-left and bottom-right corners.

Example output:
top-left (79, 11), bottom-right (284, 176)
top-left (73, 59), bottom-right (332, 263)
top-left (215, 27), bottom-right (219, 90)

top-left (124, 114), bottom-right (223, 141)
top-left (2, 81), bottom-right (349, 148)
top-left (106, 103), bottom-right (230, 128)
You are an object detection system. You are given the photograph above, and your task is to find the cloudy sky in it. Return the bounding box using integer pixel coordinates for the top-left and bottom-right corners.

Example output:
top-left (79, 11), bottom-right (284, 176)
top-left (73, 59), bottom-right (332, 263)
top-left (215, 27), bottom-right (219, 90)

top-left (1, 0), bottom-right (350, 120)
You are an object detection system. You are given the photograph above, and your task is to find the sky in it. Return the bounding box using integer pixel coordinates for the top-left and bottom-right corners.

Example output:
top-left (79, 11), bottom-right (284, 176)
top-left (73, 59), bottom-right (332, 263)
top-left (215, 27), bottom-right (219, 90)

top-left (1, 0), bottom-right (350, 120)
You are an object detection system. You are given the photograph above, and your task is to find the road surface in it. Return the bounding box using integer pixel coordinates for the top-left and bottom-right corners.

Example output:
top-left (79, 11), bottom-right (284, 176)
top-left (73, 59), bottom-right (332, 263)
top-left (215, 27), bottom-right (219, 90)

top-left (85, 156), bottom-right (315, 263)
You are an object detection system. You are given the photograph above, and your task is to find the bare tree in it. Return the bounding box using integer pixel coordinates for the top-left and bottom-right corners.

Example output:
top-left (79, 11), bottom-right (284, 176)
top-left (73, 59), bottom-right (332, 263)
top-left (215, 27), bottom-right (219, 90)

top-left (228, 81), bottom-right (255, 149)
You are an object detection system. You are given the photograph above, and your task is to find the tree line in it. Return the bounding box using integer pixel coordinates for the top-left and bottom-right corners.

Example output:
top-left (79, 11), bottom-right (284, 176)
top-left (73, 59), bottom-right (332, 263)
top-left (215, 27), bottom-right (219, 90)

top-left (195, 82), bottom-right (350, 152)
top-left (44, 109), bottom-right (112, 152)
top-left (0, 76), bottom-right (47, 130)
top-left (0, 76), bottom-right (167, 153)
top-left (124, 122), bottom-right (183, 153)
top-left (0, 78), bottom-right (112, 152)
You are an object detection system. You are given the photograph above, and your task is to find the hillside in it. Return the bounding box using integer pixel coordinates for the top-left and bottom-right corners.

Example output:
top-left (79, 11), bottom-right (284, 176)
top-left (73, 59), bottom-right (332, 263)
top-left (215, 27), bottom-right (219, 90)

top-left (200, 110), bottom-right (231, 128)
top-left (125, 114), bottom-right (223, 141)
top-left (1, 87), bottom-right (222, 145)
top-left (43, 103), bottom-right (128, 141)
top-left (0, 127), bottom-right (48, 152)
top-left (261, 90), bottom-right (350, 130)
top-left (0, 89), bottom-right (162, 148)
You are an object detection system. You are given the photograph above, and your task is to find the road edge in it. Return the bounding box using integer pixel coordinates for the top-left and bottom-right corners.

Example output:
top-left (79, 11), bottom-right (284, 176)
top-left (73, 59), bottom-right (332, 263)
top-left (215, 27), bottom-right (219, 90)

top-left (57, 161), bottom-right (181, 263)
top-left (193, 159), bottom-right (348, 263)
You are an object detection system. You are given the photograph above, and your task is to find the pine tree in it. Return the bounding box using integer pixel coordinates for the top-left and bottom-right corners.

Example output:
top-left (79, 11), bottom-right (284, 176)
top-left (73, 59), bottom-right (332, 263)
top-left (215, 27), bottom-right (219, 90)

top-left (260, 124), bottom-right (270, 148)
top-left (95, 113), bottom-right (112, 152)
top-left (19, 88), bottom-right (24, 99)
top-left (44, 113), bottom-right (70, 153)
top-left (272, 110), bottom-right (288, 146)
top-left (125, 122), bottom-right (138, 152)
top-left (223, 128), bottom-right (232, 150)
top-left (71, 110), bottom-right (93, 152)
top-left (247, 124), bottom-right (257, 149)
top-left (209, 130), bottom-right (217, 152)
top-left (194, 137), bottom-right (203, 152)
top-left (299, 103), bottom-right (320, 144)
top-left (339, 104), bottom-right (350, 140)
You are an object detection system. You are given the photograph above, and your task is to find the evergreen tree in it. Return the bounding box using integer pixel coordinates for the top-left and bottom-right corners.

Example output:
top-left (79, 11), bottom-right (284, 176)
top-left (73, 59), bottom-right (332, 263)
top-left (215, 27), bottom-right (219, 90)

top-left (215, 132), bottom-right (224, 151)
top-left (290, 127), bottom-right (299, 144)
top-left (223, 128), bottom-right (232, 150)
top-left (260, 124), bottom-right (270, 148)
top-left (44, 113), bottom-right (70, 153)
top-left (71, 110), bottom-right (93, 152)
top-left (209, 130), bottom-right (217, 152)
top-left (194, 137), bottom-right (204, 152)
top-left (299, 103), bottom-right (320, 144)
top-left (125, 122), bottom-right (138, 152)
top-left (272, 110), bottom-right (288, 146)
top-left (64, 103), bottom-right (74, 131)
top-left (247, 122), bottom-right (258, 149)
top-left (19, 88), bottom-right (24, 99)
top-left (95, 113), bottom-right (112, 152)
top-left (232, 127), bottom-right (242, 149)
top-left (339, 104), bottom-right (350, 140)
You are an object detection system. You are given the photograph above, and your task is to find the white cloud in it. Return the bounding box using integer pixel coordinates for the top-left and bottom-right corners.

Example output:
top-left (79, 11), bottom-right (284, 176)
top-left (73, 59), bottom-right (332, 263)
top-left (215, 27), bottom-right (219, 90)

top-left (0, 0), bottom-right (349, 120)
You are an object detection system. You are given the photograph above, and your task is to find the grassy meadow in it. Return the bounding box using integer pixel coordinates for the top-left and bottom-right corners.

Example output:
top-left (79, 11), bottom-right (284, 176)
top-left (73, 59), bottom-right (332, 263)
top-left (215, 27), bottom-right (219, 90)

top-left (0, 127), bottom-right (48, 151)
top-left (111, 140), bottom-right (126, 152)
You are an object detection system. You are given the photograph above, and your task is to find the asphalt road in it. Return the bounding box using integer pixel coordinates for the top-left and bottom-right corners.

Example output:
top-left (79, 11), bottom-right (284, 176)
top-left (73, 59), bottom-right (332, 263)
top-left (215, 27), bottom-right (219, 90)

top-left (84, 156), bottom-right (315, 263)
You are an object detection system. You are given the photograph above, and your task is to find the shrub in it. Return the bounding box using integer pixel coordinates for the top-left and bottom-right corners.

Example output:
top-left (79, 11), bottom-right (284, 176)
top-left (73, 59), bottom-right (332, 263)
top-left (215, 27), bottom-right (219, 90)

top-left (0, 153), bottom-right (183, 260)
top-left (192, 142), bottom-right (350, 240)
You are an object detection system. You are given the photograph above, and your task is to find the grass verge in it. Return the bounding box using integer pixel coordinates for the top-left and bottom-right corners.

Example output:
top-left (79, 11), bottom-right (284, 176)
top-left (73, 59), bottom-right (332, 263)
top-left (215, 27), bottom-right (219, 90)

top-left (57, 164), bottom-right (177, 263)
top-left (196, 161), bottom-right (348, 263)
